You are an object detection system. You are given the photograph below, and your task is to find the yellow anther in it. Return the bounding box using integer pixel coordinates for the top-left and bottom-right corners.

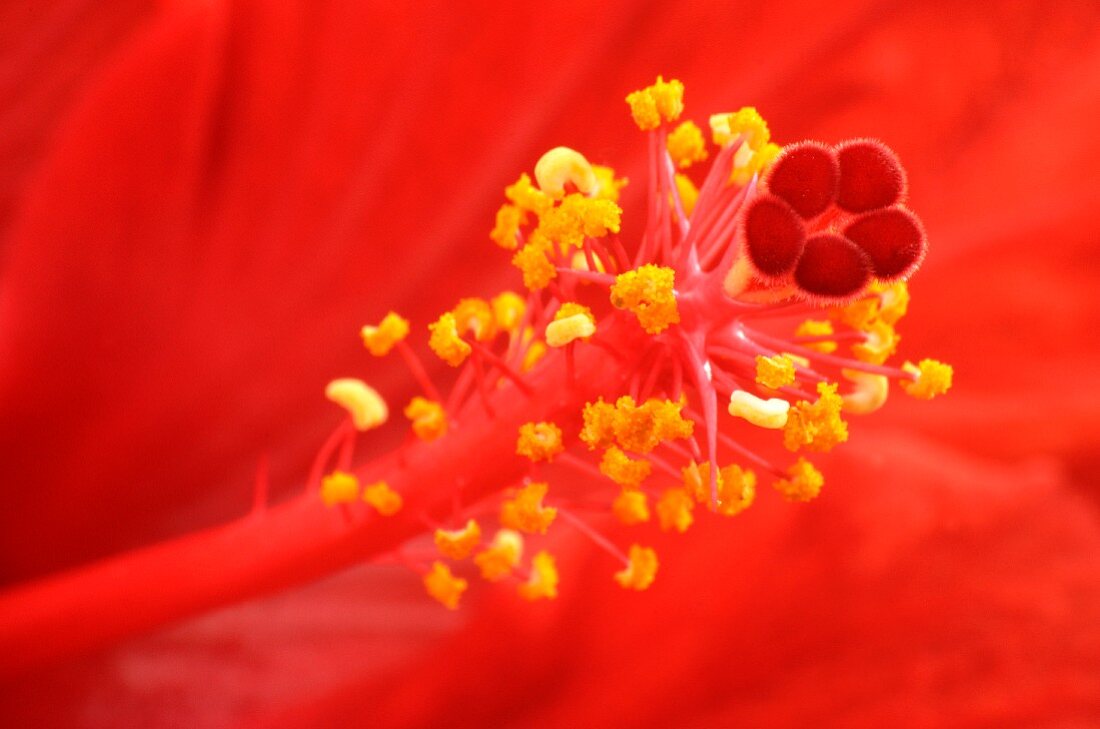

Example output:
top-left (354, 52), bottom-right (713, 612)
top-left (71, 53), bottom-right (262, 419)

top-left (546, 313), bottom-right (595, 347)
top-left (710, 107), bottom-right (770, 149)
top-left (518, 550), bottom-right (559, 601)
top-left (681, 460), bottom-right (712, 504)
top-left (730, 141), bottom-right (781, 186)
top-left (325, 378), bottom-right (388, 431)
top-left (580, 398), bottom-right (618, 450)
top-left (500, 482), bottom-right (557, 534)
top-left (320, 470), bottom-right (359, 507)
top-left (666, 121), bottom-right (708, 169)
top-left (715, 464), bottom-right (756, 516)
top-left (599, 446), bottom-right (652, 488)
top-left (673, 173), bottom-right (699, 218)
top-left (363, 481), bottom-right (402, 516)
top-left (511, 234), bottom-right (557, 291)
top-left (516, 421), bottom-right (565, 462)
top-left (832, 296), bottom-right (880, 331)
top-left (423, 561), bottom-right (467, 610)
top-left (522, 339), bottom-right (547, 372)
top-left (360, 311), bottom-right (410, 357)
top-left (490, 204), bottom-right (526, 250)
top-left (774, 457), bottom-right (824, 502)
top-left (841, 369), bottom-right (890, 414)
top-left (625, 75), bottom-right (685, 131)
top-left (900, 359), bottom-right (953, 400)
top-left (794, 319), bottom-right (837, 354)
top-left (683, 460), bottom-right (755, 512)
top-left (539, 194), bottom-right (622, 248)
top-left (453, 298), bottom-right (497, 343)
top-left (474, 529), bottom-right (524, 581)
top-left (852, 318), bottom-right (899, 365)
top-left (728, 390), bottom-right (790, 429)
top-left (505, 173), bottom-right (554, 218)
top-left (591, 164), bottom-right (628, 203)
top-left (755, 353), bottom-right (797, 389)
top-left (491, 291), bottom-right (527, 332)
top-left (534, 146), bottom-right (597, 199)
top-left (404, 396), bottom-right (447, 441)
top-left (434, 519), bottom-right (482, 560)
top-left (570, 250), bottom-right (607, 273)
top-left (871, 280), bottom-right (910, 325)
top-left (615, 544), bottom-right (658, 591)
top-left (611, 395), bottom-right (694, 454)
top-left (610, 264), bottom-right (680, 334)
top-left (655, 487), bottom-right (694, 533)
top-left (612, 489), bottom-right (650, 525)
top-left (428, 312), bottom-right (472, 367)
top-left (783, 382), bottom-right (849, 453)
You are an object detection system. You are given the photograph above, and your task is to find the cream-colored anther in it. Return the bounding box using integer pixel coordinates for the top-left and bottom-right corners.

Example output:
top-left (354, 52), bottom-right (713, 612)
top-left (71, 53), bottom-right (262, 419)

top-left (325, 378), bottom-right (388, 431)
top-left (728, 390), bottom-right (790, 429)
top-left (840, 369), bottom-right (889, 414)
top-left (534, 146), bottom-right (597, 199)
top-left (545, 314), bottom-right (595, 347)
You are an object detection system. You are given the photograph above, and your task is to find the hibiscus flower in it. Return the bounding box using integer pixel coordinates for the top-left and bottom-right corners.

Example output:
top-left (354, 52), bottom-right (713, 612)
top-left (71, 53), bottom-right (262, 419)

top-left (1, 1), bottom-right (1098, 727)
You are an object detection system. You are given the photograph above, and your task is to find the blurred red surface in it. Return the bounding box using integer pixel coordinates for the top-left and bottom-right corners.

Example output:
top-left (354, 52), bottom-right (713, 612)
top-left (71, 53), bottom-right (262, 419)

top-left (1, 1), bottom-right (1098, 726)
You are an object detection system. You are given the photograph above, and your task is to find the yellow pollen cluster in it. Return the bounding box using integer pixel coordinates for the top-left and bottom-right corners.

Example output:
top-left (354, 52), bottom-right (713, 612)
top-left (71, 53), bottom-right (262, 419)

top-left (404, 396), bottom-right (447, 441)
top-left (599, 446), bottom-right (652, 487)
top-left (832, 282), bottom-right (909, 364)
top-left (682, 461), bottom-right (756, 516)
top-left (656, 487), bottom-right (695, 533)
top-left (709, 107), bottom-right (770, 149)
top-left (491, 291), bottom-right (527, 332)
top-left (534, 146), bottom-right (597, 199)
top-left (325, 378), bottom-right (388, 431)
top-left (512, 234), bottom-right (556, 291)
top-left (434, 519), bottom-right (482, 560)
top-left (755, 353), bottom-right (797, 389)
top-left (901, 359), bottom-right (954, 400)
top-left (505, 172), bottom-right (554, 217)
top-left (360, 311), bottom-right (410, 356)
top-left (580, 395), bottom-right (694, 454)
top-left (364, 481), bottom-right (402, 516)
top-left (615, 545), bottom-right (659, 591)
top-left (539, 193), bottom-right (623, 249)
top-left (592, 164), bottom-right (628, 202)
top-left (666, 121), bottom-right (708, 169)
top-left (625, 75), bottom-right (685, 131)
top-left (320, 470), bottom-right (358, 507)
top-left (852, 318), bottom-right (900, 365)
top-left (490, 204), bottom-right (526, 250)
top-left (610, 264), bottom-right (680, 334)
top-left (500, 482), bottom-right (557, 534)
top-left (516, 421), bottom-right (565, 462)
top-left (546, 302), bottom-right (596, 347)
top-left (424, 561), bottom-right (467, 610)
top-left (794, 319), bottom-right (837, 354)
top-left (518, 551), bottom-right (559, 601)
top-left (774, 457), bottom-right (824, 502)
top-left (453, 298), bottom-right (497, 342)
top-left (873, 280), bottom-right (911, 325)
top-left (783, 382), bottom-right (849, 453)
top-left (709, 107), bottom-right (780, 185)
top-left (474, 529), bottom-right (523, 581)
top-left (428, 312), bottom-right (472, 366)
top-left (612, 490), bottom-right (650, 525)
